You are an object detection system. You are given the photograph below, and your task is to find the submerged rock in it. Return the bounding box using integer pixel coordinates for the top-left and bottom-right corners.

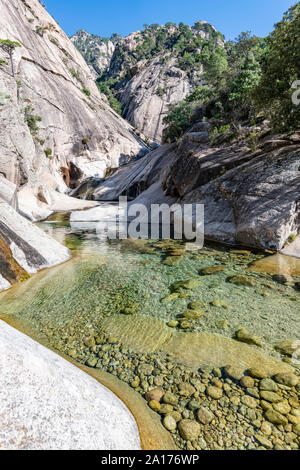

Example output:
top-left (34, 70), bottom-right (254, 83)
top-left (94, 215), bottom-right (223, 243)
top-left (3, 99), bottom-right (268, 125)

top-left (229, 275), bottom-right (256, 287)
top-left (178, 419), bottom-right (201, 441)
top-left (171, 279), bottom-right (202, 291)
top-left (201, 266), bottom-right (225, 275)
top-left (274, 340), bottom-right (300, 358)
top-left (236, 329), bottom-right (262, 348)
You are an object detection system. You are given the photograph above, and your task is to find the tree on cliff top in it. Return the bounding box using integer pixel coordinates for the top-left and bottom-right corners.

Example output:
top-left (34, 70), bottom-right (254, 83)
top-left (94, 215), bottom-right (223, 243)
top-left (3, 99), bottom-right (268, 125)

top-left (0, 39), bottom-right (21, 79)
top-left (254, 1), bottom-right (300, 131)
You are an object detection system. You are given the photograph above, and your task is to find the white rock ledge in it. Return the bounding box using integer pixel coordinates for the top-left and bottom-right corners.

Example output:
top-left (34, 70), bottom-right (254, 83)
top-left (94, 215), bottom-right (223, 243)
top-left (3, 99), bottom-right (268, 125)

top-left (0, 321), bottom-right (141, 450)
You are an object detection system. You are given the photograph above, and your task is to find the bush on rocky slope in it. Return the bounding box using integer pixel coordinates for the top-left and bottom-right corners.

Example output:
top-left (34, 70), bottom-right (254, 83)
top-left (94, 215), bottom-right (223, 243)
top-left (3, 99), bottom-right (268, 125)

top-left (163, 2), bottom-right (300, 142)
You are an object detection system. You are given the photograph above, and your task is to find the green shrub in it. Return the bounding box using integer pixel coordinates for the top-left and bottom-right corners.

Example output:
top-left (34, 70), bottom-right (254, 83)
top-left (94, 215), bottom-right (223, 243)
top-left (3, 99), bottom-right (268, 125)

top-left (24, 106), bottom-right (42, 135)
top-left (97, 79), bottom-right (122, 115)
top-left (82, 87), bottom-right (91, 96)
top-left (247, 131), bottom-right (260, 152)
top-left (44, 148), bottom-right (52, 158)
top-left (36, 26), bottom-right (46, 37)
top-left (209, 125), bottom-right (231, 144)
top-left (70, 68), bottom-right (81, 81)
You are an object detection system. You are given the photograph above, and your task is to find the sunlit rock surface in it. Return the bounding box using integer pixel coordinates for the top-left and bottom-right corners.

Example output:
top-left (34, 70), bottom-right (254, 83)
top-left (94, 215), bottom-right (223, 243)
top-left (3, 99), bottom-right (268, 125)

top-left (0, 201), bottom-right (70, 291)
top-left (0, 320), bottom-right (141, 450)
top-left (0, 0), bottom-right (144, 218)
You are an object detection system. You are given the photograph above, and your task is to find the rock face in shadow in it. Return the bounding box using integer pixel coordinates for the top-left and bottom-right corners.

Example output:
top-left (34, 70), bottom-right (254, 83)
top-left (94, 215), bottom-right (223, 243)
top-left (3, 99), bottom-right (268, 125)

top-left (72, 143), bottom-right (178, 201)
top-left (0, 0), bottom-right (144, 218)
top-left (181, 144), bottom-right (300, 250)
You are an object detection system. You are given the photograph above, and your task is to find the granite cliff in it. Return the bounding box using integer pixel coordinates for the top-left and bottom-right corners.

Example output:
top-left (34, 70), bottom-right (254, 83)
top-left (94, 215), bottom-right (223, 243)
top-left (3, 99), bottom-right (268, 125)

top-left (74, 22), bottom-right (224, 144)
top-left (0, 0), bottom-right (144, 220)
top-left (76, 123), bottom-right (300, 253)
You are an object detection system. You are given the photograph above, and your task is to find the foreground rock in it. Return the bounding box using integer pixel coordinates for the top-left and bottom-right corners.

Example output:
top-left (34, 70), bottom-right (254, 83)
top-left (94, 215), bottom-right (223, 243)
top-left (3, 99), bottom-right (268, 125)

top-left (0, 201), bottom-right (70, 291)
top-left (0, 320), bottom-right (140, 450)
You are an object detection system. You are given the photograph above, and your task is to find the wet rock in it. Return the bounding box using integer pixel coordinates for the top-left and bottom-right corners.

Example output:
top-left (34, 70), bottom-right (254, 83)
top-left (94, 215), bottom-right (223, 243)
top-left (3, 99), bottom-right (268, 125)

top-left (171, 279), bottom-right (202, 291)
top-left (189, 301), bottom-right (206, 310)
top-left (293, 424), bottom-right (300, 436)
top-left (168, 321), bottom-right (179, 328)
top-left (122, 307), bottom-right (137, 315)
top-left (163, 393), bottom-right (178, 406)
top-left (197, 407), bottom-right (214, 425)
top-left (170, 411), bottom-right (182, 423)
top-left (229, 275), bottom-right (256, 287)
top-left (241, 395), bottom-right (257, 409)
top-left (236, 329), bottom-right (262, 347)
top-left (272, 274), bottom-right (293, 285)
top-left (247, 368), bottom-right (268, 379)
top-left (86, 357), bottom-right (97, 367)
top-left (83, 336), bottom-right (95, 348)
top-left (260, 400), bottom-right (273, 411)
top-left (161, 293), bottom-right (180, 303)
top-left (145, 388), bottom-right (165, 402)
top-left (224, 365), bottom-right (245, 381)
top-left (255, 434), bottom-right (273, 449)
top-left (207, 386), bottom-right (223, 400)
top-left (259, 378), bottom-right (278, 392)
top-left (246, 387), bottom-right (260, 399)
top-left (210, 300), bottom-right (229, 309)
top-left (163, 257), bottom-right (182, 266)
top-left (216, 320), bottom-right (228, 330)
top-left (179, 320), bottom-right (192, 330)
top-left (138, 364), bottom-right (154, 376)
top-left (273, 373), bottom-right (299, 387)
top-left (261, 421), bottom-right (272, 436)
top-left (163, 415), bottom-right (177, 432)
top-left (183, 309), bottom-right (204, 320)
top-left (159, 404), bottom-right (174, 415)
top-left (240, 376), bottom-right (255, 388)
top-left (274, 340), bottom-right (300, 358)
top-left (179, 383), bottom-right (196, 397)
top-left (265, 409), bottom-right (288, 425)
top-left (149, 400), bottom-right (161, 412)
top-left (260, 391), bottom-right (282, 403)
top-left (178, 420), bottom-right (201, 441)
top-left (153, 376), bottom-right (164, 387)
top-left (131, 377), bottom-right (140, 388)
top-left (273, 401), bottom-right (291, 415)
top-left (201, 266), bottom-right (225, 275)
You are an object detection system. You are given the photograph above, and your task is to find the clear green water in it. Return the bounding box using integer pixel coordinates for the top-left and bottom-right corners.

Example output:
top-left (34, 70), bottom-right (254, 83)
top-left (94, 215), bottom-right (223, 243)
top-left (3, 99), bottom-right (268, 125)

top-left (0, 212), bottom-right (299, 362)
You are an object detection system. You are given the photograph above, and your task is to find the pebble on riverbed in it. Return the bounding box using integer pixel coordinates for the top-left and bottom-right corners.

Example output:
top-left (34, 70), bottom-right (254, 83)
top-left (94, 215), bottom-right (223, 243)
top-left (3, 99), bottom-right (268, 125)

top-left (53, 329), bottom-right (300, 450)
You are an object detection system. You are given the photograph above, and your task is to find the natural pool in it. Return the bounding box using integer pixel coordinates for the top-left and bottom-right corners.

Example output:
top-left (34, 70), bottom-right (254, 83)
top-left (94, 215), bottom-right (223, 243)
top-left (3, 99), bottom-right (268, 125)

top-left (1, 207), bottom-right (300, 450)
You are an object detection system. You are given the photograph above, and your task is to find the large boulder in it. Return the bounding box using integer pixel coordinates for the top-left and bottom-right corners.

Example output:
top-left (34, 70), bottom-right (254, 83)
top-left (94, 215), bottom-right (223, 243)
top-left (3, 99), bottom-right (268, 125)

top-left (0, 320), bottom-right (140, 450)
top-left (181, 145), bottom-right (300, 250)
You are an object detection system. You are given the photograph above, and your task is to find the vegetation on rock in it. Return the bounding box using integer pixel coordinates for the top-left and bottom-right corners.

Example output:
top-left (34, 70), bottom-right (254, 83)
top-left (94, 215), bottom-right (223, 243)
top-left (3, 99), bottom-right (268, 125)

top-left (163, 2), bottom-right (300, 141)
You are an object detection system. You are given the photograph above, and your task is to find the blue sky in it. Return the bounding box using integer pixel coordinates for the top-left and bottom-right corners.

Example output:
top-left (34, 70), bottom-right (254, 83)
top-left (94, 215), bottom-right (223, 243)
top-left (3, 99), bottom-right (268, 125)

top-left (45, 0), bottom-right (296, 40)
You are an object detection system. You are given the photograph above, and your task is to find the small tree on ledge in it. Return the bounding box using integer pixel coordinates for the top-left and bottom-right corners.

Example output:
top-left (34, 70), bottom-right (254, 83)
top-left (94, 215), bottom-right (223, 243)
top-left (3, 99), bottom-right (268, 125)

top-left (0, 39), bottom-right (21, 79)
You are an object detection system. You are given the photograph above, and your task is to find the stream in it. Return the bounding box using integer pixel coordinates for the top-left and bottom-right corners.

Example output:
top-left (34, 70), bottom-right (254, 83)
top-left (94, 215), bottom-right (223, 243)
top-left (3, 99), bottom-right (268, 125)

top-left (0, 203), bottom-right (300, 450)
